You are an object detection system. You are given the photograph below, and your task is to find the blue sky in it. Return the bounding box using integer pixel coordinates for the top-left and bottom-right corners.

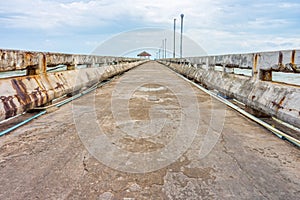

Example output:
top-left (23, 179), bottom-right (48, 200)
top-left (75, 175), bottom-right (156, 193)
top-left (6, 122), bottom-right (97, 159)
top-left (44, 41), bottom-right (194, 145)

top-left (0, 0), bottom-right (299, 57)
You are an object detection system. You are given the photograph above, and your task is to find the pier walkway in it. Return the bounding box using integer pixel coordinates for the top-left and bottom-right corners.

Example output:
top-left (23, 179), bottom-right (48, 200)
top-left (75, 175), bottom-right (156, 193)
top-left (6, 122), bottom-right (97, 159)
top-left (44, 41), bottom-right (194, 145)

top-left (0, 61), bottom-right (299, 199)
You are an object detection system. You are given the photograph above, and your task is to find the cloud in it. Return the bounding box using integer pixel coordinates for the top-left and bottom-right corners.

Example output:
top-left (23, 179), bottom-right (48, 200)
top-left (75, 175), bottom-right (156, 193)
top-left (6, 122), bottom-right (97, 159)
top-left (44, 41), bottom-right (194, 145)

top-left (0, 0), bottom-right (299, 55)
top-left (247, 18), bottom-right (291, 29)
top-left (186, 28), bottom-right (300, 54)
top-left (0, 0), bottom-right (139, 30)
top-left (278, 2), bottom-right (300, 9)
top-left (0, 0), bottom-right (226, 30)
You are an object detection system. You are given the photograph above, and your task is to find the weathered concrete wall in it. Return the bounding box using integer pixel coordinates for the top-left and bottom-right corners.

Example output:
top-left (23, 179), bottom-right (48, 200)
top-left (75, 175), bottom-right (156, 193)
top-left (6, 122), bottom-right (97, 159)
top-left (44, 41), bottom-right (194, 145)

top-left (0, 49), bottom-right (130, 72)
top-left (159, 49), bottom-right (300, 128)
top-left (0, 49), bottom-right (147, 121)
top-left (186, 50), bottom-right (300, 73)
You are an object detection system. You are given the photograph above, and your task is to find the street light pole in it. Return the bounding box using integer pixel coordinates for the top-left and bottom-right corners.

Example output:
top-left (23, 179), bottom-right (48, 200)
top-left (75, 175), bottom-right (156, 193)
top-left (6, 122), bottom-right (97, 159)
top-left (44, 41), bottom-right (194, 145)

top-left (180, 13), bottom-right (184, 58)
top-left (162, 39), bottom-right (164, 59)
top-left (158, 49), bottom-right (161, 59)
top-left (173, 18), bottom-right (176, 58)
top-left (164, 38), bottom-right (167, 58)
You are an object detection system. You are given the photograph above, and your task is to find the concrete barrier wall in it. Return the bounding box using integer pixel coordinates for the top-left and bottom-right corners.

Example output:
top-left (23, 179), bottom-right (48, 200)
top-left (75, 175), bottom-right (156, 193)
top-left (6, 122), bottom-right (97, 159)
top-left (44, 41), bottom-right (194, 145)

top-left (0, 49), bottom-right (147, 121)
top-left (159, 49), bottom-right (300, 129)
top-left (0, 49), bottom-right (132, 72)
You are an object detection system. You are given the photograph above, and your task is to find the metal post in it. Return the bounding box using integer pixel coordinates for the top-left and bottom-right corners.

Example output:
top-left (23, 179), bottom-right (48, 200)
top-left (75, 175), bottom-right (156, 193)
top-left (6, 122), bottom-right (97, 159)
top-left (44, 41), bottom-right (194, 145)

top-left (158, 49), bottom-right (161, 59)
top-left (173, 18), bottom-right (176, 58)
top-left (162, 39), bottom-right (164, 59)
top-left (164, 38), bottom-right (167, 58)
top-left (180, 13), bottom-right (184, 58)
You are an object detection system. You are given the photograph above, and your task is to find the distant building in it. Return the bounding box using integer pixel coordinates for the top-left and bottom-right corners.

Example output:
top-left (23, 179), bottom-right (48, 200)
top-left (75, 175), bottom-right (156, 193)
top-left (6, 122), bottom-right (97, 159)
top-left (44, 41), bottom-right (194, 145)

top-left (137, 51), bottom-right (151, 59)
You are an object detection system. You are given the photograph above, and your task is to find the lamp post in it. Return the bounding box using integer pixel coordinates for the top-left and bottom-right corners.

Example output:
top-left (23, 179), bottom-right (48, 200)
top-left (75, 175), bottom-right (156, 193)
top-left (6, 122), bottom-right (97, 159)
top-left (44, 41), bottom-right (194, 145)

top-left (180, 13), bottom-right (184, 58)
top-left (158, 49), bottom-right (161, 59)
top-left (173, 18), bottom-right (176, 58)
top-left (162, 39), bottom-right (164, 58)
top-left (164, 38), bottom-right (167, 58)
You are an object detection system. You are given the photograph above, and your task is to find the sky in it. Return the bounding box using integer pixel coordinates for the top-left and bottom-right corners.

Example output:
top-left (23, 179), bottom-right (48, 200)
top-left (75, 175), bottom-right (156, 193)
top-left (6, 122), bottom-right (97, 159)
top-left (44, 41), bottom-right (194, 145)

top-left (0, 0), bottom-right (299, 58)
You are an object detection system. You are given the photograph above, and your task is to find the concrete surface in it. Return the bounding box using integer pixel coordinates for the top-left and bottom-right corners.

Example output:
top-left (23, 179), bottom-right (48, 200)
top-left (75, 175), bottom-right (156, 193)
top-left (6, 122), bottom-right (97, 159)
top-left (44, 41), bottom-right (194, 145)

top-left (186, 49), bottom-right (300, 72)
top-left (0, 49), bottom-right (141, 72)
top-left (0, 60), bottom-right (146, 121)
top-left (160, 60), bottom-right (300, 130)
top-left (0, 61), bottom-right (299, 199)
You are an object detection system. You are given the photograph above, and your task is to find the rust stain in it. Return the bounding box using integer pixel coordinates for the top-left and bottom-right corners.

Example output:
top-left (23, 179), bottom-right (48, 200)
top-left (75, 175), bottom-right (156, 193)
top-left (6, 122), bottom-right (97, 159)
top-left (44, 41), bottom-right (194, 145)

top-left (291, 50), bottom-right (295, 64)
top-left (9, 96), bottom-right (17, 117)
top-left (272, 96), bottom-right (285, 110)
top-left (56, 73), bottom-right (68, 86)
top-left (11, 79), bottom-right (31, 107)
top-left (278, 51), bottom-right (283, 64)
top-left (33, 76), bottom-right (50, 104)
top-left (279, 96), bottom-right (286, 105)
top-left (25, 52), bottom-right (34, 66)
top-left (55, 82), bottom-right (65, 90)
top-left (30, 92), bottom-right (39, 107)
top-left (0, 96), bottom-right (17, 119)
top-left (35, 76), bottom-right (46, 89)
top-left (0, 50), bottom-right (142, 121)
top-left (1, 52), bottom-right (6, 60)
top-left (41, 53), bottom-right (47, 74)
top-left (36, 87), bottom-right (45, 105)
top-left (36, 87), bottom-right (42, 105)
top-left (43, 89), bottom-right (49, 103)
top-left (253, 54), bottom-right (258, 73)
top-left (60, 74), bottom-right (68, 85)
top-left (41, 75), bottom-right (54, 100)
top-left (15, 84), bottom-right (48, 108)
top-left (29, 87), bottom-right (42, 106)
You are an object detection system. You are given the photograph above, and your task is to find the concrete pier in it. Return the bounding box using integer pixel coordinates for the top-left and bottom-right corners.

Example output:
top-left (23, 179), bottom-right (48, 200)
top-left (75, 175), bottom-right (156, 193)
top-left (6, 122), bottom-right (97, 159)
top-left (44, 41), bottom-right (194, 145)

top-left (0, 61), bottom-right (299, 199)
top-left (0, 49), bottom-right (145, 121)
top-left (160, 50), bottom-right (300, 129)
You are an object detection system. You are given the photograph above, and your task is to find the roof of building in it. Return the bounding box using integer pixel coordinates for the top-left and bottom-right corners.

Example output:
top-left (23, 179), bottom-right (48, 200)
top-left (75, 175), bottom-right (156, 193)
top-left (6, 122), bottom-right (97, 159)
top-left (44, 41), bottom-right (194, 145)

top-left (137, 51), bottom-right (151, 57)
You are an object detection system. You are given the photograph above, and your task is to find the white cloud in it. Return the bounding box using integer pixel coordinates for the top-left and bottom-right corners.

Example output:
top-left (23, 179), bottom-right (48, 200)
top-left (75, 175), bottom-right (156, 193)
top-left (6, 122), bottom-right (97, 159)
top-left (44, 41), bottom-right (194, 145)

top-left (0, 0), bottom-right (299, 55)
top-left (278, 2), bottom-right (300, 8)
top-left (247, 18), bottom-right (291, 29)
top-left (186, 28), bottom-right (300, 55)
top-left (0, 0), bottom-right (125, 29)
top-left (0, 0), bottom-right (225, 29)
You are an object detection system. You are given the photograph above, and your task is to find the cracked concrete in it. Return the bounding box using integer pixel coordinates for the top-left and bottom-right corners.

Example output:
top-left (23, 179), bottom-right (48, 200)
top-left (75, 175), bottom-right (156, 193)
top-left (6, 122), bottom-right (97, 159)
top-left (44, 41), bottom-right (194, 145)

top-left (0, 61), bottom-right (299, 199)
